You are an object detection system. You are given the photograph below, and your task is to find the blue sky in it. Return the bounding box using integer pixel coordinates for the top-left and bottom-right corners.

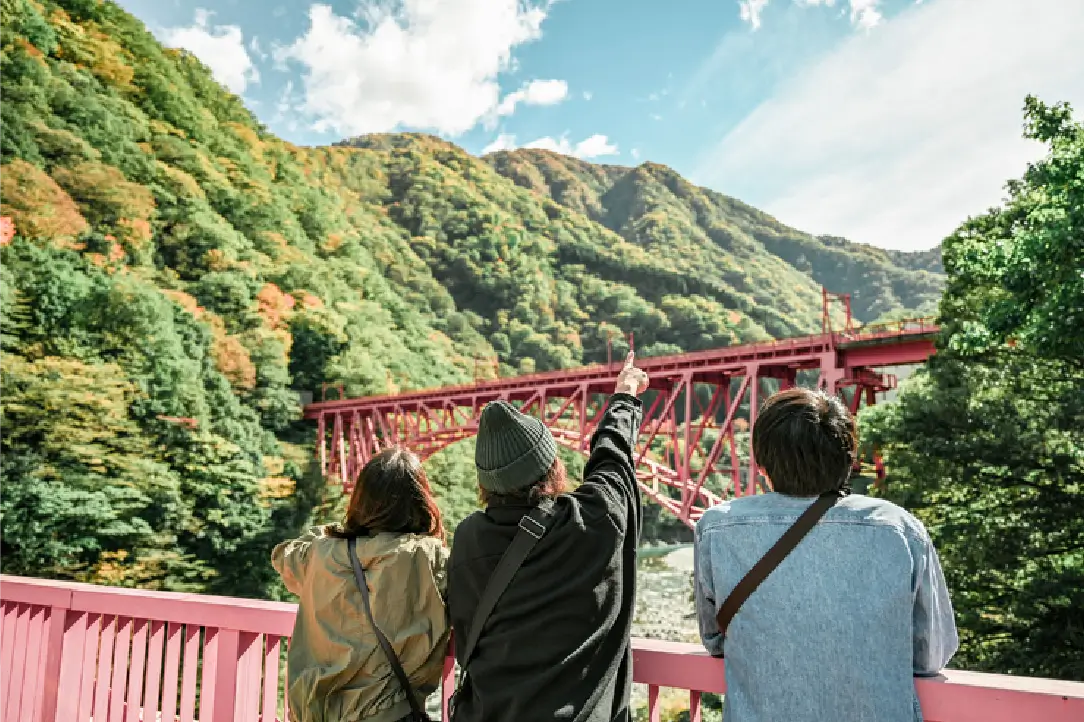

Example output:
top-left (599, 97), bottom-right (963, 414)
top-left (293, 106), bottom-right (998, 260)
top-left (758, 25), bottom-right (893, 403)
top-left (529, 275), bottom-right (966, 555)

top-left (117, 0), bottom-right (1084, 252)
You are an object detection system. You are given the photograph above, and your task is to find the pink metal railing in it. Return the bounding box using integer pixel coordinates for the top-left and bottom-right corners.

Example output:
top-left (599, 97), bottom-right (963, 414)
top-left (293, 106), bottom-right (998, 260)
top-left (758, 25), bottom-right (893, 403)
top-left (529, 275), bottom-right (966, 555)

top-left (2, 575), bottom-right (1081, 722)
top-left (0, 576), bottom-right (295, 722)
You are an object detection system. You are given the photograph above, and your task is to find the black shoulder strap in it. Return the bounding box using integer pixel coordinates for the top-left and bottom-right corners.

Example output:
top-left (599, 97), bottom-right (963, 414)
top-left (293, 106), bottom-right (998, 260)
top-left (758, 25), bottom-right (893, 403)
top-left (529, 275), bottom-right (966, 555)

top-left (460, 499), bottom-right (557, 668)
top-left (715, 491), bottom-right (840, 639)
top-left (348, 539), bottom-right (431, 722)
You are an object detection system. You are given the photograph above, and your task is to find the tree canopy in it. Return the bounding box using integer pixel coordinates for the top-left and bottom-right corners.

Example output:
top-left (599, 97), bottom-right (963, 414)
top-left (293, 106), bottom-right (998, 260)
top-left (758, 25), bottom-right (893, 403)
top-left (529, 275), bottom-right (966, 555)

top-left (862, 96), bottom-right (1084, 681)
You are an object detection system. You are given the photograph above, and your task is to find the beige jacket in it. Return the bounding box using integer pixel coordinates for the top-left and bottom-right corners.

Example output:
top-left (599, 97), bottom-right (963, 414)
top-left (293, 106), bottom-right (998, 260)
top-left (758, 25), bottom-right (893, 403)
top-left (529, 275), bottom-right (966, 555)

top-left (272, 528), bottom-right (451, 722)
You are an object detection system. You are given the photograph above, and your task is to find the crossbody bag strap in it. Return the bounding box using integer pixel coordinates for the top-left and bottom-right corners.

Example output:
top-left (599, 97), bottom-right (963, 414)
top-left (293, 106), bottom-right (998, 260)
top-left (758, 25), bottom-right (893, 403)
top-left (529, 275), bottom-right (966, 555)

top-left (348, 539), bottom-right (430, 722)
top-left (459, 498), bottom-right (557, 668)
top-left (715, 491), bottom-right (841, 639)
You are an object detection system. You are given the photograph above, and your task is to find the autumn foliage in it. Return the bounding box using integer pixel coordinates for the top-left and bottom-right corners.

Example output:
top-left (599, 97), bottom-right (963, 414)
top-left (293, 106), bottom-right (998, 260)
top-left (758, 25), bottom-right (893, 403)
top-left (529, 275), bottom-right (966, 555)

top-left (1, 159), bottom-right (89, 243)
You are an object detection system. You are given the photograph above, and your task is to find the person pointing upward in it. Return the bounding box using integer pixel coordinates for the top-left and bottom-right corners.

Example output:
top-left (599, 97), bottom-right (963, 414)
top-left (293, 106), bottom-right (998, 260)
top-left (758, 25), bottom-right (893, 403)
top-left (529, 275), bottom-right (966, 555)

top-left (447, 353), bottom-right (649, 722)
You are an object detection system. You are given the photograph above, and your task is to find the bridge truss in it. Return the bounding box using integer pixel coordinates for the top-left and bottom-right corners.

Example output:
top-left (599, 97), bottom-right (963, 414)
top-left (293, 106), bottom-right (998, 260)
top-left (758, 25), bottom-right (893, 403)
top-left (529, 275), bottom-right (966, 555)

top-left (303, 307), bottom-right (937, 527)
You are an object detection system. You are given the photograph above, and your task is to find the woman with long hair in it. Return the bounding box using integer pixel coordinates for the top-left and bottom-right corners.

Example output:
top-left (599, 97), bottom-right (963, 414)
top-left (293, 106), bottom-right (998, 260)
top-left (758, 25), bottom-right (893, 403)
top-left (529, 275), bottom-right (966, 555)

top-left (273, 447), bottom-right (449, 722)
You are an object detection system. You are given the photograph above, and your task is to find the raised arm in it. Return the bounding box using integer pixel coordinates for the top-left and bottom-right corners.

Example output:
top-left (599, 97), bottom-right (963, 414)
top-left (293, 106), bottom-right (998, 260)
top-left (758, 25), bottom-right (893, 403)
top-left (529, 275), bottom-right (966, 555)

top-left (572, 352), bottom-right (648, 537)
top-left (912, 533), bottom-right (959, 676)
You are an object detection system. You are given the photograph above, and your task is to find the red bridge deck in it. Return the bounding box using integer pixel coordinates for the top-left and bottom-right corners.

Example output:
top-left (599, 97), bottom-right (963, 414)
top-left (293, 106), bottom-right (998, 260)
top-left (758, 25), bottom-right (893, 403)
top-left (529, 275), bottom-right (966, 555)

top-left (304, 317), bottom-right (939, 526)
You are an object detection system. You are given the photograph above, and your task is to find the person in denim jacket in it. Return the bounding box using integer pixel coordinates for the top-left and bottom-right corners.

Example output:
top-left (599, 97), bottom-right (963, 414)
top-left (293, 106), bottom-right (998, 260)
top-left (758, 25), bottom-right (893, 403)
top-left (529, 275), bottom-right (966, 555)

top-left (694, 387), bottom-right (958, 722)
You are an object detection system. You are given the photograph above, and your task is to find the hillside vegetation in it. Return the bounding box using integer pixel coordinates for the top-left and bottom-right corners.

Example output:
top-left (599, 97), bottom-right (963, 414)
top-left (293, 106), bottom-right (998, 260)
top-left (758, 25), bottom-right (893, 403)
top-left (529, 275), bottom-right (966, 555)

top-left (0, 0), bottom-right (940, 598)
top-left (485, 150), bottom-right (943, 321)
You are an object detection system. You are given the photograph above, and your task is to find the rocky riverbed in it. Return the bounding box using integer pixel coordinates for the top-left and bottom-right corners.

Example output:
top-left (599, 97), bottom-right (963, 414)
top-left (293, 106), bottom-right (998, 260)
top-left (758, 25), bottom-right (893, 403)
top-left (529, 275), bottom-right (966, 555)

top-left (633, 544), bottom-right (699, 644)
top-left (629, 545), bottom-right (707, 717)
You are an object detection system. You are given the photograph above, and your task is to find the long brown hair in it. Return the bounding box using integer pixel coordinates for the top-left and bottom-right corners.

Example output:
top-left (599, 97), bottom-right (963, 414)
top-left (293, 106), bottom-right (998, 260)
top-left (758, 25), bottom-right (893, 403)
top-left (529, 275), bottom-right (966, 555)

top-left (327, 448), bottom-right (446, 542)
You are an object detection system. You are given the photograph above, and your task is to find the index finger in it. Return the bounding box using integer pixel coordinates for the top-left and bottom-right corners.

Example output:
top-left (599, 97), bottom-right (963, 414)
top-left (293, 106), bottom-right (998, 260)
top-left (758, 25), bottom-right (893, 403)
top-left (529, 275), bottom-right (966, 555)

top-left (624, 351), bottom-right (636, 369)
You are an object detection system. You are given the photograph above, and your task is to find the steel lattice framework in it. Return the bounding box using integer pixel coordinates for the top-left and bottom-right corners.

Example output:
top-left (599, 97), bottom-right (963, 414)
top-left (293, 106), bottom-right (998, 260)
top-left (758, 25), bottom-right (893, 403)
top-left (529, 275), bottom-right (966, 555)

top-left (303, 305), bottom-right (937, 527)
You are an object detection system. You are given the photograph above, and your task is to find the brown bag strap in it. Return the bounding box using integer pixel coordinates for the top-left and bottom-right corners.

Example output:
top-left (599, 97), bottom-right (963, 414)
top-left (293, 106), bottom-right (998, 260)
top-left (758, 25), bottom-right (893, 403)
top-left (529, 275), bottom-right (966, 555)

top-left (715, 491), bottom-right (841, 639)
top-left (347, 538), bottom-right (432, 722)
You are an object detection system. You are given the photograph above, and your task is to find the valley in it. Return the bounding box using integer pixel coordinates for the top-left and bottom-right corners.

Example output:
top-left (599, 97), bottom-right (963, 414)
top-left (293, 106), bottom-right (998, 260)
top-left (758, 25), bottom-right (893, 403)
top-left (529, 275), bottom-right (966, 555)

top-left (0, 0), bottom-right (942, 598)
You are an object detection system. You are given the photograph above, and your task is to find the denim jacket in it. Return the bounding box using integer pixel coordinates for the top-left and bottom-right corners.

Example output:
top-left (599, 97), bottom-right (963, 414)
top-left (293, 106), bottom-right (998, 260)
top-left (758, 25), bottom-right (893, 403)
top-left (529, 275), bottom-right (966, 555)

top-left (694, 492), bottom-right (958, 722)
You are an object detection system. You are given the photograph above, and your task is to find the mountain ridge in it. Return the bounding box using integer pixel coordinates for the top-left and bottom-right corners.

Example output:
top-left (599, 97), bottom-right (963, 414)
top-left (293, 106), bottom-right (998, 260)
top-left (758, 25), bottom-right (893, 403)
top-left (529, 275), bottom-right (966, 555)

top-left (482, 145), bottom-right (943, 322)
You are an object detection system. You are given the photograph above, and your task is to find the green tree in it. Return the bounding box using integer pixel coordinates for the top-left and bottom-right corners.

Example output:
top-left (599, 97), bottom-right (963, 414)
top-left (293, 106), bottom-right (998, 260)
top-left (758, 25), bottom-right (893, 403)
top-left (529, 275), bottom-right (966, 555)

top-left (862, 97), bottom-right (1084, 681)
top-left (940, 96), bottom-right (1083, 364)
top-left (0, 353), bottom-right (186, 585)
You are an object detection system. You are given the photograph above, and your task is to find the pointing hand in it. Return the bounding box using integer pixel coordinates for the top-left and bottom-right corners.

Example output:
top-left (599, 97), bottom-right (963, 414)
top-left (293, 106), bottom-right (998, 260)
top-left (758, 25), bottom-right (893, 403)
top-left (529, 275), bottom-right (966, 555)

top-left (614, 352), bottom-right (649, 396)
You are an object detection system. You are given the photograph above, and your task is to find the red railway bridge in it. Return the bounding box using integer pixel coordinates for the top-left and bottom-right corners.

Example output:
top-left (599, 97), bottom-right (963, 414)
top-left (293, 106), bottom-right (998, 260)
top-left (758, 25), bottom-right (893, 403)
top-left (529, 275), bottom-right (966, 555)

top-left (303, 291), bottom-right (939, 527)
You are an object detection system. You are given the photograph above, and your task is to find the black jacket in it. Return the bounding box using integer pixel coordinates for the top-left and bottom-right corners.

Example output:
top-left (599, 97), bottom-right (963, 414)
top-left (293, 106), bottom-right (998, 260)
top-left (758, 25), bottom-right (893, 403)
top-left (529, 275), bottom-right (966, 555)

top-left (447, 393), bottom-right (644, 722)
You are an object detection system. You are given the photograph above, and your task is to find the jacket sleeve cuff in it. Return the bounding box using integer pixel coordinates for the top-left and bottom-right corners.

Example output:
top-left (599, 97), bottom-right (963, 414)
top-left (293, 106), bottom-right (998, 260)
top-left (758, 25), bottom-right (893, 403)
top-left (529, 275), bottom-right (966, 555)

top-left (610, 392), bottom-right (643, 408)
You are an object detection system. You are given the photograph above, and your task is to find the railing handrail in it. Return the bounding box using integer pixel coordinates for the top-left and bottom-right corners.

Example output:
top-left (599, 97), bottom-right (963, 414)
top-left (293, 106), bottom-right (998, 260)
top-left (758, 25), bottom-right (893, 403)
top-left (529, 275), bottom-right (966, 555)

top-left (1, 574), bottom-right (297, 637)
top-left (3, 574), bottom-right (1081, 722)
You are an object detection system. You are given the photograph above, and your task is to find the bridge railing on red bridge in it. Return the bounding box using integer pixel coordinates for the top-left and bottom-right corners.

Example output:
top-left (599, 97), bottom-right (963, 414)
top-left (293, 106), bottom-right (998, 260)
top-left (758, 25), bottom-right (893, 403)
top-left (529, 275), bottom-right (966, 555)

top-left (835, 316), bottom-right (940, 344)
top-left (6, 574), bottom-right (1076, 722)
top-left (304, 317), bottom-right (940, 413)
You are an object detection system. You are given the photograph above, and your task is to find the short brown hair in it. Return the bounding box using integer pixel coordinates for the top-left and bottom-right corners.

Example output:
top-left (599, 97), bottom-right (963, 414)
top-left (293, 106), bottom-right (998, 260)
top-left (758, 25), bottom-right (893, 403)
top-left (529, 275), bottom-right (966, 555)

top-left (752, 388), bottom-right (857, 496)
top-left (327, 448), bottom-right (446, 541)
top-left (480, 458), bottom-right (568, 507)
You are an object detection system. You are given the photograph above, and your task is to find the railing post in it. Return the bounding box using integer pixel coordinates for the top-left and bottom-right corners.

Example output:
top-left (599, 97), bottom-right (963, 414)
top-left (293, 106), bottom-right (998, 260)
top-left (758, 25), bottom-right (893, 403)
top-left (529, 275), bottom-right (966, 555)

top-left (200, 627), bottom-right (241, 721)
top-left (441, 647), bottom-right (456, 722)
top-left (234, 631), bottom-right (263, 721)
top-left (689, 690), bottom-right (702, 722)
top-left (36, 605), bottom-right (67, 722)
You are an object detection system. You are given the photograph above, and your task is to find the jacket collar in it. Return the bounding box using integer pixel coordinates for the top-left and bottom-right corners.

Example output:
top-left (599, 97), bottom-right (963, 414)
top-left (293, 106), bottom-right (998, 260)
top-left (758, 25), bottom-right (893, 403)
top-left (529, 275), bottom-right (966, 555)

top-left (485, 503), bottom-right (535, 526)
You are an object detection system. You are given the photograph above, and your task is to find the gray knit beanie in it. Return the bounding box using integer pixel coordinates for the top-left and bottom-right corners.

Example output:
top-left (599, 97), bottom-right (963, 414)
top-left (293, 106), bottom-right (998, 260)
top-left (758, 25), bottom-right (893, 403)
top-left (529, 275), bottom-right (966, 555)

top-left (475, 400), bottom-right (558, 494)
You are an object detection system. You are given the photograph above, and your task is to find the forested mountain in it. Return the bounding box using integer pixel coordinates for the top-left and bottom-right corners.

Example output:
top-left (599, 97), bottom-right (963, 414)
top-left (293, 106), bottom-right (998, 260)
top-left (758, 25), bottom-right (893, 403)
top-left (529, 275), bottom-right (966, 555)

top-left (486, 149), bottom-right (943, 321)
top-left (0, 0), bottom-right (940, 597)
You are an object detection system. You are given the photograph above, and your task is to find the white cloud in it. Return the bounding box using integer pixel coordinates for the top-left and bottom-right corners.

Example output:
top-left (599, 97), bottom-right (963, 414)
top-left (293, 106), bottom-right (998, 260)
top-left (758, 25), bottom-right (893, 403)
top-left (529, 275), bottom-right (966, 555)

top-left (696, 0), bottom-right (1084, 251)
top-left (847, 0), bottom-right (882, 28)
top-left (278, 1), bottom-right (549, 137)
top-left (163, 9), bottom-right (259, 95)
top-left (482, 133), bottom-right (619, 158)
top-left (739, 0), bottom-right (771, 29)
top-left (481, 133), bottom-right (518, 154)
top-left (742, 0), bottom-right (882, 30)
top-left (631, 148), bottom-right (641, 160)
top-left (249, 35), bottom-right (268, 61)
top-left (496, 79), bottom-right (569, 117)
top-left (583, 91), bottom-right (593, 101)
top-left (273, 80), bottom-right (301, 134)
top-left (570, 134), bottom-right (619, 158)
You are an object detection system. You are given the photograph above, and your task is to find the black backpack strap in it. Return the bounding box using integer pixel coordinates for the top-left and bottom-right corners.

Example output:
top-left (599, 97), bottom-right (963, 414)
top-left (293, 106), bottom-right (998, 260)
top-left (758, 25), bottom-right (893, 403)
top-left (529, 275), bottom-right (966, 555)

top-left (459, 499), bottom-right (557, 668)
top-left (348, 539), bottom-right (431, 722)
top-left (715, 491), bottom-right (841, 640)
